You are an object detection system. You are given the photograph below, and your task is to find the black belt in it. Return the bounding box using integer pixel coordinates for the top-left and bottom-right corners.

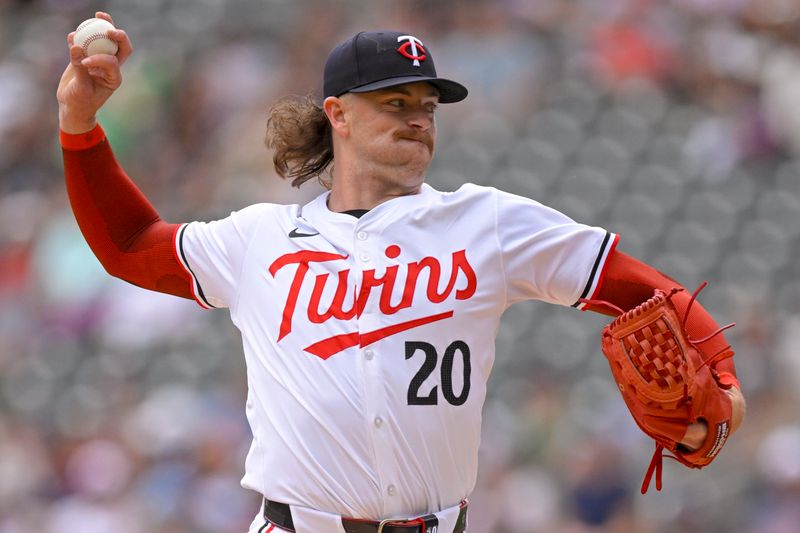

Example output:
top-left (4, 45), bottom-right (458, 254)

top-left (262, 499), bottom-right (468, 533)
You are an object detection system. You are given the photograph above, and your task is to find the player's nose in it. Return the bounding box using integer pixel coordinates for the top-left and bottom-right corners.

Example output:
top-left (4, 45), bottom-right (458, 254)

top-left (407, 109), bottom-right (433, 131)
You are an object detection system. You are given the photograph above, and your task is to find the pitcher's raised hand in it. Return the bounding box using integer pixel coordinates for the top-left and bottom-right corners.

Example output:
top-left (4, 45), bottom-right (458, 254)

top-left (56, 11), bottom-right (133, 134)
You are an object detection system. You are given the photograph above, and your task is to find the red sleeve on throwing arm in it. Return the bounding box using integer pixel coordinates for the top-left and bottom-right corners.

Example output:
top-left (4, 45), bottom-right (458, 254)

top-left (588, 249), bottom-right (739, 384)
top-left (61, 125), bottom-right (193, 299)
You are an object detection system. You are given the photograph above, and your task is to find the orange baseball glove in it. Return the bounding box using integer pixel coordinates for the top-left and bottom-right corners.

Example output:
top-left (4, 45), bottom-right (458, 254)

top-left (599, 287), bottom-right (736, 493)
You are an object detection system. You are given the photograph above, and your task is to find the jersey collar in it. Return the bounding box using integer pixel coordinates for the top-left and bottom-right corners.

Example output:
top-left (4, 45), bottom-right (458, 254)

top-left (305, 183), bottom-right (437, 224)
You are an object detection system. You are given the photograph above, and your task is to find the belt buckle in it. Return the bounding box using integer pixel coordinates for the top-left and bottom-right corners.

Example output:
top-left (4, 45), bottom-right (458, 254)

top-left (377, 517), bottom-right (423, 532)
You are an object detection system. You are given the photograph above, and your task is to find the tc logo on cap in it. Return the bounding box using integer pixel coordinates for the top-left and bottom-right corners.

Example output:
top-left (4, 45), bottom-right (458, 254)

top-left (397, 35), bottom-right (426, 67)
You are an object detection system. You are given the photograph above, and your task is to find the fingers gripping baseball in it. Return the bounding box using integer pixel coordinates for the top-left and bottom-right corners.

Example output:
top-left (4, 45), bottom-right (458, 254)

top-left (57, 12), bottom-right (132, 133)
top-left (77, 48), bottom-right (124, 88)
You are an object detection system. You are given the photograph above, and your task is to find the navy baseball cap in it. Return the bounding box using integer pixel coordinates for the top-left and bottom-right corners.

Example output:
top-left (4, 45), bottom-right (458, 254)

top-left (323, 31), bottom-right (468, 103)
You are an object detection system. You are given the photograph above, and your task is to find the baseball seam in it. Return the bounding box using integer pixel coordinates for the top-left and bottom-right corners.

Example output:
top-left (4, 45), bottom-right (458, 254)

top-left (82, 33), bottom-right (116, 55)
top-left (76, 19), bottom-right (94, 32)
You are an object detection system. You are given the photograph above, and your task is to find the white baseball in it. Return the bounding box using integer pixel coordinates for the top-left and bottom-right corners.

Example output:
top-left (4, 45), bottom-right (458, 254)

top-left (74, 18), bottom-right (118, 57)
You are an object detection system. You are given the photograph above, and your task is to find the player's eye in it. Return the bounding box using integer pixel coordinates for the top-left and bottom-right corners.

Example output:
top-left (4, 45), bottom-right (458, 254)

top-left (386, 99), bottom-right (405, 108)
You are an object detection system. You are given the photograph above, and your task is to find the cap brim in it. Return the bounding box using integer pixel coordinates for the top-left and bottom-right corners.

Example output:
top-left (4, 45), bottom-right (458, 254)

top-left (348, 75), bottom-right (468, 103)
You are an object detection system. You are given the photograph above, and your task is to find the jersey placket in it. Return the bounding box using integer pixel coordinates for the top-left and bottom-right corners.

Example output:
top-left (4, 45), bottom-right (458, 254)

top-left (352, 223), bottom-right (402, 515)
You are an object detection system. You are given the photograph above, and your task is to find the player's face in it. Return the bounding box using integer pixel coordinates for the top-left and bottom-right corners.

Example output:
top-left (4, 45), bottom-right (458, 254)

top-left (345, 82), bottom-right (439, 182)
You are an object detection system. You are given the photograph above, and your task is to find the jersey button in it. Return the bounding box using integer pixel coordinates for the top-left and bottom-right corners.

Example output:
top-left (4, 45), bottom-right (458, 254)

top-left (364, 349), bottom-right (374, 360)
top-left (374, 416), bottom-right (383, 428)
top-left (387, 484), bottom-right (396, 496)
top-left (357, 231), bottom-right (368, 241)
top-left (359, 252), bottom-right (370, 262)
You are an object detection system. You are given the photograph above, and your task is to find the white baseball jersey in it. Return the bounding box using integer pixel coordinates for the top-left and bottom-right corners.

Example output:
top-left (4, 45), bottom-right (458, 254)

top-left (175, 183), bottom-right (617, 520)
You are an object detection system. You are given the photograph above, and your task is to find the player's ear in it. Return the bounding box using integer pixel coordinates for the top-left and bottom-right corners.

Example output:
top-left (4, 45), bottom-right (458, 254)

top-left (323, 96), bottom-right (349, 137)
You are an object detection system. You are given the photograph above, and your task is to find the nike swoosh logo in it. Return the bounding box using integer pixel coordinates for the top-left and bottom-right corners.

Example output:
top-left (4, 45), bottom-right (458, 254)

top-left (289, 228), bottom-right (320, 238)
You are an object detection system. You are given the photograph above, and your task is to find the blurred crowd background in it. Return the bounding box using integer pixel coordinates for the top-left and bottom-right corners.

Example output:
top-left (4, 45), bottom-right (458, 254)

top-left (1, 0), bottom-right (800, 531)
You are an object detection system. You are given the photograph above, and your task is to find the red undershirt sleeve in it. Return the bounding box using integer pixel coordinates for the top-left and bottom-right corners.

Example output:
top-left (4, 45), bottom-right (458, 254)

top-left (61, 124), bottom-right (193, 299)
top-left (587, 248), bottom-right (739, 385)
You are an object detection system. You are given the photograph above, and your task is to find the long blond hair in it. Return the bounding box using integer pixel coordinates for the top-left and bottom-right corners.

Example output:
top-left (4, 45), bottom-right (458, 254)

top-left (265, 95), bottom-right (333, 188)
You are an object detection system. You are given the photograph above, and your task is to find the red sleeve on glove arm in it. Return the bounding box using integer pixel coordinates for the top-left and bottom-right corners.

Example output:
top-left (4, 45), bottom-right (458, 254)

top-left (587, 249), bottom-right (739, 386)
top-left (61, 124), bottom-right (193, 299)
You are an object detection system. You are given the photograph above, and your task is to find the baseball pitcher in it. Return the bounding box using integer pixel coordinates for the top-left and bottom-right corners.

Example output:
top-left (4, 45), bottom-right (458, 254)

top-left (57, 12), bottom-right (745, 533)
